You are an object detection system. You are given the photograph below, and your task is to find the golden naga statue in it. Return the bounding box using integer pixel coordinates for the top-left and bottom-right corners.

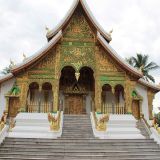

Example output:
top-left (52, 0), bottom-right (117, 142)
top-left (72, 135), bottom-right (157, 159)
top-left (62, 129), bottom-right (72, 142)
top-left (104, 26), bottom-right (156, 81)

top-left (93, 112), bottom-right (109, 131)
top-left (152, 113), bottom-right (160, 134)
top-left (48, 112), bottom-right (61, 131)
top-left (96, 114), bottom-right (109, 131)
top-left (0, 111), bottom-right (8, 131)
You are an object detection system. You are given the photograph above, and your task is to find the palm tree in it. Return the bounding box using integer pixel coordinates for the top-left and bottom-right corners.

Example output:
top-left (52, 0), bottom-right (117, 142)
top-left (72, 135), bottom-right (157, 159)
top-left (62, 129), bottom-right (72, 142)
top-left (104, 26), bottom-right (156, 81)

top-left (126, 53), bottom-right (159, 83)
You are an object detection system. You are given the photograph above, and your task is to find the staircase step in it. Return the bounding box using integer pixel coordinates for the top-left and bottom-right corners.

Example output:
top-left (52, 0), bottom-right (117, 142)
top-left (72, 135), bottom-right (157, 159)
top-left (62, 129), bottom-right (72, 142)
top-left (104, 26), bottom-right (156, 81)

top-left (0, 115), bottom-right (159, 160)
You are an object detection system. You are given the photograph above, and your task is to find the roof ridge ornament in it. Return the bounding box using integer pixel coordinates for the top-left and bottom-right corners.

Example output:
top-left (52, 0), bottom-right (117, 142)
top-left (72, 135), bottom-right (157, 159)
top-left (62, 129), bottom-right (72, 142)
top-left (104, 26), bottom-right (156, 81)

top-left (45, 26), bottom-right (50, 34)
top-left (108, 28), bottom-right (113, 36)
top-left (22, 53), bottom-right (27, 61)
top-left (10, 59), bottom-right (16, 67)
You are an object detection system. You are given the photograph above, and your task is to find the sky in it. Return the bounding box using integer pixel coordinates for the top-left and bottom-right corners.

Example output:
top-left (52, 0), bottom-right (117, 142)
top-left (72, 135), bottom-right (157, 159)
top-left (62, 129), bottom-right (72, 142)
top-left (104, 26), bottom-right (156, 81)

top-left (0, 0), bottom-right (160, 109)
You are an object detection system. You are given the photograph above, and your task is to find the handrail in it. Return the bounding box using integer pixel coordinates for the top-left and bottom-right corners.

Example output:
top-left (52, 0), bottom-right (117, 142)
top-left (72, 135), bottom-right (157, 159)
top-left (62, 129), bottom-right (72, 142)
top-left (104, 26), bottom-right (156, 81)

top-left (92, 112), bottom-right (109, 131)
top-left (140, 114), bottom-right (152, 136)
top-left (0, 111), bottom-right (11, 144)
top-left (48, 111), bottom-right (61, 131)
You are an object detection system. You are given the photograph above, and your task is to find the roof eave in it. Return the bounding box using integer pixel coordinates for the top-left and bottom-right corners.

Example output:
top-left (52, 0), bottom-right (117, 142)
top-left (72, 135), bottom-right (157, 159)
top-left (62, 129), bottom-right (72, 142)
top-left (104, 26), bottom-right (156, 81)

top-left (138, 79), bottom-right (160, 92)
top-left (0, 73), bottom-right (14, 84)
top-left (11, 31), bottom-right (63, 75)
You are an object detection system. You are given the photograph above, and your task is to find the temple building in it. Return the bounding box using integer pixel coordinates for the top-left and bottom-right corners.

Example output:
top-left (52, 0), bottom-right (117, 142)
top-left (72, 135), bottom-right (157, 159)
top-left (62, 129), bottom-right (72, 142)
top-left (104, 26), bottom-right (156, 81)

top-left (0, 0), bottom-right (160, 122)
top-left (1, 1), bottom-right (160, 159)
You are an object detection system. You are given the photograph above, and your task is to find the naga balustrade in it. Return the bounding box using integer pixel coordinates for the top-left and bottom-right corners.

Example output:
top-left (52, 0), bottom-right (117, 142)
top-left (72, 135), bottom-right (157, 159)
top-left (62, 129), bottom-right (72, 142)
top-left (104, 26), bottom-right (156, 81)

top-left (0, 112), bottom-right (7, 131)
top-left (0, 111), bottom-right (15, 132)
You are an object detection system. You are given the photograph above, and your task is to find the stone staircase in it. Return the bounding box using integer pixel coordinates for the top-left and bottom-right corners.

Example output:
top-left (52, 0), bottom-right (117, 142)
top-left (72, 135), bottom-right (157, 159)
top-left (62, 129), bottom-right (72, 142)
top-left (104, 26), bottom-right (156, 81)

top-left (62, 114), bottom-right (94, 138)
top-left (0, 114), bottom-right (160, 159)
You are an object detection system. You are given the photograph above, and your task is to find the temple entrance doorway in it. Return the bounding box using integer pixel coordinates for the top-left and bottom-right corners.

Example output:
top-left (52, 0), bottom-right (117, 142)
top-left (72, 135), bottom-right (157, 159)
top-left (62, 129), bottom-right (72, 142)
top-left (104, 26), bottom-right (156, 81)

top-left (59, 66), bottom-right (95, 115)
top-left (65, 95), bottom-right (84, 114)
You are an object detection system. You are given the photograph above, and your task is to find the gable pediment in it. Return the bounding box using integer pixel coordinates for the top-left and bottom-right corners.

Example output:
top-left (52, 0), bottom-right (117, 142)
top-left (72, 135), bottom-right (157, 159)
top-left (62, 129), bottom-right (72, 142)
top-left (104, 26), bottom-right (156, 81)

top-left (63, 4), bottom-right (95, 42)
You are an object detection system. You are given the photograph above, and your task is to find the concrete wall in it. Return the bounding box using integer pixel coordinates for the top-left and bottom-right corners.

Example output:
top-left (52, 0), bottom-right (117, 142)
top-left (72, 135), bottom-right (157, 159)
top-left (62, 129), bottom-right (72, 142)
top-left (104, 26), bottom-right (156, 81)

top-left (136, 84), bottom-right (149, 121)
top-left (0, 78), bottom-right (15, 118)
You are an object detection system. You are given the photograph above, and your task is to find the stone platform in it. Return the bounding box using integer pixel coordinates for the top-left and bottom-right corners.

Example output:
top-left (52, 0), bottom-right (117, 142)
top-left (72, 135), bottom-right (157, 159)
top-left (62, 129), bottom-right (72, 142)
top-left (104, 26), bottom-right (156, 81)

top-left (91, 114), bottom-right (145, 139)
top-left (7, 113), bottom-right (62, 139)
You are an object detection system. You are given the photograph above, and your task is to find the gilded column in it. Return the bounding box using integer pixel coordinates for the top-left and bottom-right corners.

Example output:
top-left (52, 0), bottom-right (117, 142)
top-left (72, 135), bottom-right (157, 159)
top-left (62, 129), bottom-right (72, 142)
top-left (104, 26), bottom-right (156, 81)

top-left (147, 89), bottom-right (155, 120)
top-left (5, 97), bottom-right (9, 113)
top-left (53, 81), bottom-right (59, 112)
top-left (19, 82), bottom-right (28, 112)
top-left (94, 46), bottom-right (102, 113)
top-left (124, 79), bottom-right (136, 113)
top-left (94, 75), bottom-right (102, 113)
top-left (53, 45), bottom-right (61, 112)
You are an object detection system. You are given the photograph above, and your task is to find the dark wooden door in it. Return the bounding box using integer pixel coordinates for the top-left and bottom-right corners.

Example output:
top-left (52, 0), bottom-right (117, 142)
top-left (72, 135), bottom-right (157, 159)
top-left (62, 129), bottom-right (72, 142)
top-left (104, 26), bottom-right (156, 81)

top-left (8, 97), bottom-right (20, 117)
top-left (65, 95), bottom-right (84, 114)
top-left (132, 100), bottom-right (140, 119)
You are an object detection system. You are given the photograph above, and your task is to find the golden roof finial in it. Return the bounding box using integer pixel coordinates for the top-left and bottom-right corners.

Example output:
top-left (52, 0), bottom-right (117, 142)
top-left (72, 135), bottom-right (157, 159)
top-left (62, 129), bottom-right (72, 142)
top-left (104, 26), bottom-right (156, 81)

top-left (23, 53), bottom-right (27, 61)
top-left (10, 59), bottom-right (15, 67)
top-left (109, 28), bottom-right (113, 36)
top-left (45, 26), bottom-right (50, 33)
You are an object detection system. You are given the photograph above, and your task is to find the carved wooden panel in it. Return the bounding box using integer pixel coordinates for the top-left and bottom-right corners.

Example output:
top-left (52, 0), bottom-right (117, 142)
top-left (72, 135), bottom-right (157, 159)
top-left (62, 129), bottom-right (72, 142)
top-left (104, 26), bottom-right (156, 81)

top-left (60, 46), bottom-right (95, 71)
top-left (65, 95), bottom-right (84, 114)
top-left (96, 47), bottom-right (122, 73)
top-left (63, 7), bottom-right (95, 42)
top-left (9, 97), bottom-right (20, 117)
top-left (132, 100), bottom-right (140, 119)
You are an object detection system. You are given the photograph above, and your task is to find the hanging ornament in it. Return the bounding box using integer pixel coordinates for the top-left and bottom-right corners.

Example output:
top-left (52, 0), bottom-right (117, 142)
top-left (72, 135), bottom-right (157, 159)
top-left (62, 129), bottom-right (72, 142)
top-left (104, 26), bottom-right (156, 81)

top-left (75, 72), bottom-right (80, 81)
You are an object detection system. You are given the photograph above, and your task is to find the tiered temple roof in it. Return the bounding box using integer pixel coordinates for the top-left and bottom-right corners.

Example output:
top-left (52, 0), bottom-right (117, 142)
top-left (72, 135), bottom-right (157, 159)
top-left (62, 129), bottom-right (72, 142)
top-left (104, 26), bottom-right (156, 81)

top-left (0, 0), bottom-right (159, 92)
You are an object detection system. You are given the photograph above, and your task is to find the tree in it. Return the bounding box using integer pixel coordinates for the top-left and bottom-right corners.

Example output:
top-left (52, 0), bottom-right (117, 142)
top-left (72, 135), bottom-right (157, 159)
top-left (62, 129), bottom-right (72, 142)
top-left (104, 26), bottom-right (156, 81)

top-left (126, 53), bottom-right (159, 83)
